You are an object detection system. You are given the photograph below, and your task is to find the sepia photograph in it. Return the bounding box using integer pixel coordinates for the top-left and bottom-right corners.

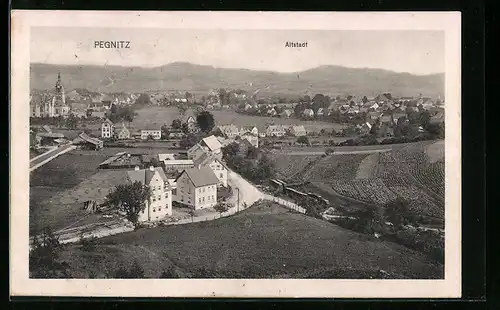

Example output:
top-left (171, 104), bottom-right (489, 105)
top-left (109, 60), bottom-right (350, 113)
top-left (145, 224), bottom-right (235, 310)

top-left (11, 11), bottom-right (461, 298)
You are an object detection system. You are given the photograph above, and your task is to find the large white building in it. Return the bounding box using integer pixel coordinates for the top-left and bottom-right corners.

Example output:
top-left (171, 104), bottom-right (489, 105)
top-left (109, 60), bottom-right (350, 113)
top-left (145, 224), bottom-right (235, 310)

top-left (141, 129), bottom-right (162, 140)
top-left (174, 166), bottom-right (220, 210)
top-left (127, 166), bottom-right (172, 222)
top-left (101, 119), bottom-right (115, 139)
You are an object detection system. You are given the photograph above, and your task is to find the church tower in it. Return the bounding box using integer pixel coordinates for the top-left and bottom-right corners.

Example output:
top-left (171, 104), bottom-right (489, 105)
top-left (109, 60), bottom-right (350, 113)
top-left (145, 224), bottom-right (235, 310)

top-left (52, 72), bottom-right (69, 116)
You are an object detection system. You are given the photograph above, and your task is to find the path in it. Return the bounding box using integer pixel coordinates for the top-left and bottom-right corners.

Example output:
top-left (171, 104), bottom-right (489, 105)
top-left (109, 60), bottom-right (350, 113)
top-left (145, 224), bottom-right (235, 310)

top-left (30, 144), bottom-right (76, 171)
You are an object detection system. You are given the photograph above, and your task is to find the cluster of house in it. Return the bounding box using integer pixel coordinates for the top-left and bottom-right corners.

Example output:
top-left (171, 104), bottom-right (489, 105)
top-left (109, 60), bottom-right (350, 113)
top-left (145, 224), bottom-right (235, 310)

top-left (30, 72), bottom-right (140, 119)
top-left (235, 94), bottom-right (445, 122)
top-left (31, 125), bottom-right (104, 150)
top-left (100, 116), bottom-right (198, 140)
top-left (213, 123), bottom-right (317, 139)
top-left (213, 125), bottom-right (259, 147)
top-left (115, 135), bottom-right (229, 223)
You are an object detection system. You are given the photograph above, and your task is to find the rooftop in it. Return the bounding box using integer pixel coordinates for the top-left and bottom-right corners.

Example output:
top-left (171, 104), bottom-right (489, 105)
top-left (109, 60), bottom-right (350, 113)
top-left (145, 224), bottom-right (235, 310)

top-left (176, 166), bottom-right (220, 187)
top-left (127, 167), bottom-right (170, 188)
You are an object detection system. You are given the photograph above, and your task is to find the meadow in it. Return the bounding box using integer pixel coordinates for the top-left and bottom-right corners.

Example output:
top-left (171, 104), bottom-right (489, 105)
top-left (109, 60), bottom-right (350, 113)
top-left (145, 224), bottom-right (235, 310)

top-left (59, 202), bottom-right (443, 279)
top-left (130, 106), bottom-right (347, 133)
top-left (29, 146), bottom-right (181, 233)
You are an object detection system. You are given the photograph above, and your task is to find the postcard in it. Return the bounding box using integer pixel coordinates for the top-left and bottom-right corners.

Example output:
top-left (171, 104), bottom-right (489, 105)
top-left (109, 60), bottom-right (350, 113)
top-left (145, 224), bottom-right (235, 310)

top-left (10, 10), bottom-right (461, 298)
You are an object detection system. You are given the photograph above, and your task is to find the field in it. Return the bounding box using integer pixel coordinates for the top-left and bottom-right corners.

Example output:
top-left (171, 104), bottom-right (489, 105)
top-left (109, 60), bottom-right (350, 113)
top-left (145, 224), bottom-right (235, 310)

top-left (29, 146), bottom-right (182, 233)
top-left (268, 140), bottom-right (446, 220)
top-left (302, 154), bottom-right (369, 182)
top-left (129, 106), bottom-right (347, 133)
top-left (271, 155), bottom-right (322, 181)
top-left (58, 203), bottom-right (443, 279)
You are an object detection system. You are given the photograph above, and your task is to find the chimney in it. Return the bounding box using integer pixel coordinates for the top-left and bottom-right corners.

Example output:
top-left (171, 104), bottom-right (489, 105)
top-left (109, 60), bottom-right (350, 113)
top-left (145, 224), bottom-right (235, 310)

top-left (149, 165), bottom-right (155, 171)
top-left (134, 166), bottom-right (140, 171)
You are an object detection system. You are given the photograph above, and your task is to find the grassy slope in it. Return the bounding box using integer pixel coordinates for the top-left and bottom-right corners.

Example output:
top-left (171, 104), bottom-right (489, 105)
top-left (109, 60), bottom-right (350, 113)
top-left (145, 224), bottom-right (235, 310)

top-left (29, 151), bottom-right (109, 233)
top-left (30, 62), bottom-right (445, 97)
top-left (60, 203), bottom-right (443, 279)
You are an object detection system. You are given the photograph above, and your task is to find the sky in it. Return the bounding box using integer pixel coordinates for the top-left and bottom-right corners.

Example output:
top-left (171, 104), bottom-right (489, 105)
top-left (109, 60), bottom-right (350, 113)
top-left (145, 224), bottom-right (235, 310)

top-left (30, 28), bottom-right (444, 75)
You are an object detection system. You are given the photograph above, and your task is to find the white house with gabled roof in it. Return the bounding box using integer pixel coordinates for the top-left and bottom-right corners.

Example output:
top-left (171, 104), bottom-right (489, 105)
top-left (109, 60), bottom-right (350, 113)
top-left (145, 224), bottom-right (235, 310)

top-left (174, 166), bottom-right (220, 210)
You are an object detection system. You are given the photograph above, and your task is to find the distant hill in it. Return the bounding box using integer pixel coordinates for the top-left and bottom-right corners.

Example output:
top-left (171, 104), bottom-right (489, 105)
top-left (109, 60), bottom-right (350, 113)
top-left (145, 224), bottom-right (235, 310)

top-left (30, 62), bottom-right (444, 98)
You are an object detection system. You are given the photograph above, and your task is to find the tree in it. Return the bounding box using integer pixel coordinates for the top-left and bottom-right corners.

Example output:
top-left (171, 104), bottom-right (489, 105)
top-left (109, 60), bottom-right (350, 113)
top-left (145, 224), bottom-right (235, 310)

top-left (30, 227), bottom-right (70, 278)
top-left (214, 202), bottom-right (229, 217)
top-left (65, 114), bottom-right (78, 129)
top-left (196, 111), bottom-right (215, 133)
top-left (351, 206), bottom-right (385, 235)
top-left (110, 103), bottom-right (118, 114)
top-left (384, 198), bottom-right (412, 228)
top-left (171, 119), bottom-right (182, 130)
top-left (362, 96), bottom-right (368, 104)
top-left (253, 154), bottom-right (276, 182)
top-left (103, 182), bottom-right (151, 225)
top-left (161, 124), bottom-right (170, 140)
top-left (297, 136), bottom-right (309, 145)
top-left (293, 102), bottom-right (306, 118)
top-left (135, 93), bottom-right (151, 106)
top-left (180, 133), bottom-right (198, 149)
top-left (222, 142), bottom-right (240, 162)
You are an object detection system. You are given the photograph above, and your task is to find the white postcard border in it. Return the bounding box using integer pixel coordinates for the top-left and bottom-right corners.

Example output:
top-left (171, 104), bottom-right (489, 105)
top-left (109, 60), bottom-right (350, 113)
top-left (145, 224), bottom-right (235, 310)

top-left (10, 10), bottom-right (461, 298)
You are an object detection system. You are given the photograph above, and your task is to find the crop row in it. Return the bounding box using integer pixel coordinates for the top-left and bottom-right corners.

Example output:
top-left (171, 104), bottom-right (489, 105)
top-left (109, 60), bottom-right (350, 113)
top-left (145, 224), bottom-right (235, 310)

top-left (330, 178), bottom-right (397, 206)
top-left (389, 186), bottom-right (444, 218)
top-left (272, 155), bottom-right (320, 181)
top-left (303, 154), bottom-right (368, 182)
top-left (411, 162), bottom-right (445, 200)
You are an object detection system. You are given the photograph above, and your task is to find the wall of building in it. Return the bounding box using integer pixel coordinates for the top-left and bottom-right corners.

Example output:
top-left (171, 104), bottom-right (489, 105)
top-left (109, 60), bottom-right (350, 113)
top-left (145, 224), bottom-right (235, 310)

top-left (175, 173), bottom-right (196, 208)
top-left (209, 161), bottom-right (228, 187)
top-left (137, 172), bottom-right (172, 222)
top-left (194, 184), bottom-right (218, 209)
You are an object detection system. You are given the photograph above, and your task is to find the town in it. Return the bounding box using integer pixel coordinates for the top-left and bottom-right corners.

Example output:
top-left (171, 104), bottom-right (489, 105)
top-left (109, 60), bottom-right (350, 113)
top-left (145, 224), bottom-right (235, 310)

top-left (29, 71), bottom-right (445, 279)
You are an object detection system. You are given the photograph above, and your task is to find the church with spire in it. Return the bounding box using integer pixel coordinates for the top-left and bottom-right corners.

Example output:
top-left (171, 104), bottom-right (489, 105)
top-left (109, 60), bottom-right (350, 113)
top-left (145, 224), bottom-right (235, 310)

top-left (31, 72), bottom-right (70, 117)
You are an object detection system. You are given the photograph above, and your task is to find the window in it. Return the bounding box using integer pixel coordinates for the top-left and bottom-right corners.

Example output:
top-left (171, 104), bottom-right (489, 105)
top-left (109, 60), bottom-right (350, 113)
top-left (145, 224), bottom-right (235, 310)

top-left (158, 207), bottom-right (161, 211)
top-left (165, 193), bottom-right (168, 199)
top-left (152, 197), bottom-right (156, 202)
top-left (212, 195), bottom-right (214, 200)
top-left (199, 198), bottom-right (201, 204)
top-left (158, 195), bottom-right (161, 201)
top-left (142, 210), bottom-right (145, 214)
top-left (202, 197), bottom-right (205, 202)
top-left (220, 173), bottom-right (223, 178)
top-left (203, 188), bottom-right (205, 193)
top-left (153, 208), bottom-right (156, 212)
top-left (198, 188), bottom-right (201, 193)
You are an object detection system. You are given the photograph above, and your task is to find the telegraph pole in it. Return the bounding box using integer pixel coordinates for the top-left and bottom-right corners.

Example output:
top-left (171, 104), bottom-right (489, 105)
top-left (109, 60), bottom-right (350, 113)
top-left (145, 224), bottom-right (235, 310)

top-left (237, 187), bottom-right (240, 212)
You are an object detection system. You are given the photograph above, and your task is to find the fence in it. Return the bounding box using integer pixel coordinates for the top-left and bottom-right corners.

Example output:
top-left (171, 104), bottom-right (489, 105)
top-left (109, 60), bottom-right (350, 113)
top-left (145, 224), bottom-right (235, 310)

top-left (263, 194), bottom-right (306, 214)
